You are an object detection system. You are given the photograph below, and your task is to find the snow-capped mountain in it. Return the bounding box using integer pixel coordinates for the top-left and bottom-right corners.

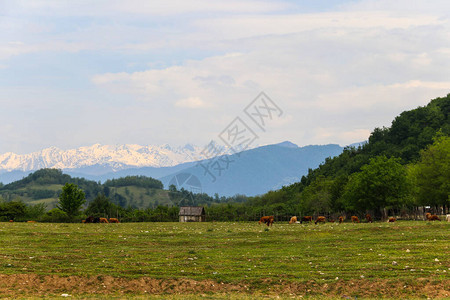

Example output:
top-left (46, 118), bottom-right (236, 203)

top-left (0, 143), bottom-right (206, 172)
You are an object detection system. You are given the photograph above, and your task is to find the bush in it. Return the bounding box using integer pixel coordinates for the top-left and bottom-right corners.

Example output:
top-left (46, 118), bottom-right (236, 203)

top-left (41, 208), bottom-right (71, 223)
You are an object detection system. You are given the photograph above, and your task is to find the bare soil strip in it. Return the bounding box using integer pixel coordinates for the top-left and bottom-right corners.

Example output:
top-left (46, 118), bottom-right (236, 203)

top-left (0, 274), bottom-right (448, 298)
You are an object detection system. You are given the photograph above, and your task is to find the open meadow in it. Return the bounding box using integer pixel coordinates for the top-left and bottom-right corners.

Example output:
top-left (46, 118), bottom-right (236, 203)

top-left (0, 220), bottom-right (448, 299)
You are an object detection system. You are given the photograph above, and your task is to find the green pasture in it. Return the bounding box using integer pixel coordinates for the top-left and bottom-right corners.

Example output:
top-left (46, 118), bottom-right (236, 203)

top-left (0, 220), bottom-right (448, 298)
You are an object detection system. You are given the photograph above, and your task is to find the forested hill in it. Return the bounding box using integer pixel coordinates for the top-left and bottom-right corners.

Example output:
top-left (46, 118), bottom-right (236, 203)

top-left (246, 94), bottom-right (449, 218)
top-left (0, 169), bottom-right (167, 209)
top-left (0, 169), bottom-right (102, 198)
top-left (293, 94), bottom-right (449, 189)
top-left (0, 168), bottom-right (244, 211)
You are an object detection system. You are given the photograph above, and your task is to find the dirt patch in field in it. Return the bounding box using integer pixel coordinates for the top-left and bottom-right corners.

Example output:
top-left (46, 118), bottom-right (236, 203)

top-left (270, 278), bottom-right (450, 299)
top-left (0, 274), bottom-right (244, 296)
top-left (0, 274), bottom-right (448, 298)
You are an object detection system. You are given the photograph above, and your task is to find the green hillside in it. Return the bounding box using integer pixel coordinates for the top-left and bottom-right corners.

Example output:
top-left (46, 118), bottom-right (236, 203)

top-left (241, 94), bottom-right (450, 219)
top-left (0, 169), bottom-right (233, 216)
top-left (0, 169), bottom-right (171, 210)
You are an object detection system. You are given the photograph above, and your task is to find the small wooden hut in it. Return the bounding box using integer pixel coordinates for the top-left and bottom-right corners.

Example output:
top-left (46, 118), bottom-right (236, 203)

top-left (179, 206), bottom-right (206, 222)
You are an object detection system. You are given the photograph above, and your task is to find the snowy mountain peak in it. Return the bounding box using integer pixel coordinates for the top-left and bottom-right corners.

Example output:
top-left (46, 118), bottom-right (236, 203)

top-left (0, 143), bottom-right (205, 172)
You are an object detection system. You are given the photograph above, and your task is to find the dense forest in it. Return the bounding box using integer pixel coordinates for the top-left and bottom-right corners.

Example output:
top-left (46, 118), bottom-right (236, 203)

top-left (244, 94), bottom-right (449, 220)
top-left (0, 94), bottom-right (448, 222)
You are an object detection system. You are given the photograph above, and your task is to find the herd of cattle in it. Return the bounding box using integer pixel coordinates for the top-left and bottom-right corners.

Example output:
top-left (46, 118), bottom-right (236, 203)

top-left (82, 216), bottom-right (120, 223)
top-left (10, 212), bottom-right (449, 224)
top-left (258, 212), bottom-right (449, 226)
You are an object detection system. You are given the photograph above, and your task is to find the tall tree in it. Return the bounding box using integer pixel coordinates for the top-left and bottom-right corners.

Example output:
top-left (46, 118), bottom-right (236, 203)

top-left (341, 155), bottom-right (409, 218)
top-left (57, 183), bottom-right (86, 220)
top-left (411, 135), bottom-right (450, 212)
top-left (85, 194), bottom-right (114, 217)
top-left (299, 175), bottom-right (333, 215)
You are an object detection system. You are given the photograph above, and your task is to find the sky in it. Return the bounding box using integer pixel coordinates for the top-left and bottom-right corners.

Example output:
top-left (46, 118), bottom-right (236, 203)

top-left (1, 0), bottom-right (449, 154)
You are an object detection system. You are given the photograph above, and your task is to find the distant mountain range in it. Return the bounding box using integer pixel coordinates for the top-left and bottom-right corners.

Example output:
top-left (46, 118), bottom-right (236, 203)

top-left (159, 142), bottom-right (344, 196)
top-left (0, 143), bottom-right (204, 172)
top-left (0, 141), bottom-right (347, 196)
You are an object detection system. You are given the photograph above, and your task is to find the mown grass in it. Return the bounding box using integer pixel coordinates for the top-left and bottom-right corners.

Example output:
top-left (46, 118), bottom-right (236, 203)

top-left (0, 221), bottom-right (448, 298)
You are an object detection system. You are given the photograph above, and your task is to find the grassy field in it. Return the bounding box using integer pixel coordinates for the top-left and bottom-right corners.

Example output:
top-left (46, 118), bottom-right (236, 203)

top-left (0, 220), bottom-right (448, 299)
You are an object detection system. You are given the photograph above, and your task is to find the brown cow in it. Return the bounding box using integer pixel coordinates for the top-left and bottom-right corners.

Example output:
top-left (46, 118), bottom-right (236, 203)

top-left (289, 216), bottom-right (298, 224)
top-left (27, 221), bottom-right (36, 223)
top-left (84, 216), bottom-right (95, 223)
top-left (351, 216), bottom-right (360, 223)
top-left (338, 216), bottom-right (344, 224)
top-left (365, 214), bottom-right (373, 223)
top-left (99, 217), bottom-right (109, 223)
top-left (9, 220), bottom-right (13, 223)
top-left (428, 215), bottom-right (441, 221)
top-left (388, 217), bottom-right (396, 222)
top-left (259, 216), bottom-right (274, 226)
top-left (315, 216), bottom-right (326, 224)
top-left (425, 212), bottom-right (431, 220)
top-left (109, 218), bottom-right (120, 223)
top-left (300, 216), bottom-right (313, 224)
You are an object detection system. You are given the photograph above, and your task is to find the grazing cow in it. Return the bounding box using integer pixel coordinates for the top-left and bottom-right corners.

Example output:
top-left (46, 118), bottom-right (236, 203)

top-left (365, 214), bottom-right (373, 223)
top-left (109, 218), bottom-right (120, 223)
top-left (259, 216), bottom-right (274, 226)
top-left (84, 216), bottom-right (95, 223)
top-left (428, 215), bottom-right (441, 221)
top-left (300, 216), bottom-right (313, 224)
top-left (315, 216), bottom-right (326, 224)
top-left (258, 216), bottom-right (270, 224)
top-left (351, 216), bottom-right (360, 223)
top-left (9, 220), bottom-right (13, 223)
top-left (289, 216), bottom-right (297, 224)
top-left (99, 217), bottom-right (109, 223)
top-left (446, 214), bottom-right (450, 222)
top-left (388, 217), bottom-right (396, 222)
top-left (338, 216), bottom-right (344, 224)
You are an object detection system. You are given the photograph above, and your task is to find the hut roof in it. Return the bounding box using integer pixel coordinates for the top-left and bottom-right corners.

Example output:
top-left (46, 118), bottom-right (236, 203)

top-left (179, 206), bottom-right (205, 216)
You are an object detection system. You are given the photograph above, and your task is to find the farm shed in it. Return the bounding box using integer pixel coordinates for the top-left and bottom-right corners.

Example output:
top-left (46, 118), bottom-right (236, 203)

top-left (179, 206), bottom-right (206, 222)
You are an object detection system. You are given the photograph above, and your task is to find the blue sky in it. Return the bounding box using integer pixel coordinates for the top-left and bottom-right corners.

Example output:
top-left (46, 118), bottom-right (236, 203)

top-left (1, 0), bottom-right (449, 154)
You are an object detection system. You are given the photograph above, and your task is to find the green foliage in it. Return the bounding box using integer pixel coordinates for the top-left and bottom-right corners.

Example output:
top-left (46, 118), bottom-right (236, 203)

top-left (411, 135), bottom-right (450, 208)
top-left (299, 175), bottom-right (334, 215)
top-left (57, 183), bottom-right (86, 219)
top-left (341, 156), bottom-right (410, 213)
top-left (28, 189), bottom-right (56, 199)
top-left (104, 175), bottom-right (163, 189)
top-left (85, 194), bottom-right (118, 217)
top-left (25, 203), bottom-right (46, 220)
top-left (0, 200), bottom-right (27, 221)
top-left (41, 208), bottom-right (71, 223)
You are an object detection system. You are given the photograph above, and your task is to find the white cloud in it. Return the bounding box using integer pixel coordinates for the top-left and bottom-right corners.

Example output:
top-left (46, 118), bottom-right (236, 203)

top-left (193, 11), bottom-right (444, 41)
top-left (175, 97), bottom-right (210, 108)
